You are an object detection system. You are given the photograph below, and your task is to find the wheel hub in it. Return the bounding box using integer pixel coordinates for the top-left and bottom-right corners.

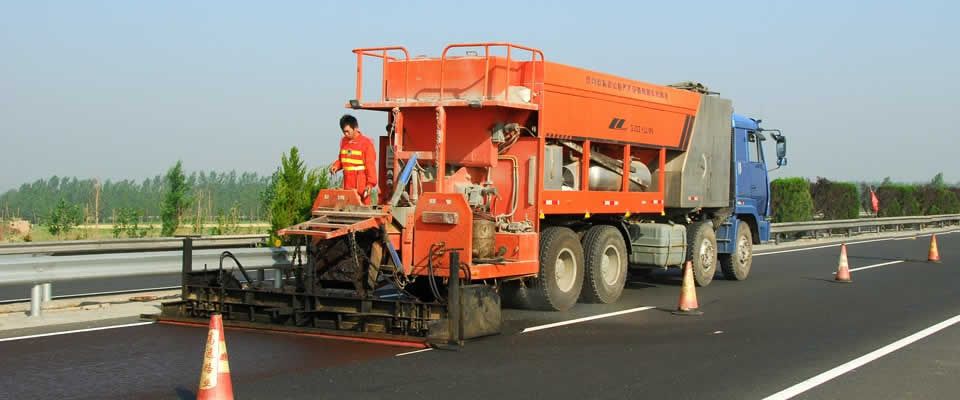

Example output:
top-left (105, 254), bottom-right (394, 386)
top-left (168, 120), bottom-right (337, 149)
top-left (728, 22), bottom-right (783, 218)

top-left (601, 245), bottom-right (622, 286)
top-left (555, 248), bottom-right (577, 292)
top-left (699, 238), bottom-right (714, 271)
top-left (737, 235), bottom-right (751, 265)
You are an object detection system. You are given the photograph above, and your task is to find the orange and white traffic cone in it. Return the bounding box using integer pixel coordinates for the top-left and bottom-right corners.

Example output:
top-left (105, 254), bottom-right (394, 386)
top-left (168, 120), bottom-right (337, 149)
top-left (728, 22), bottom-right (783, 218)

top-left (672, 261), bottom-right (703, 316)
top-left (197, 314), bottom-right (234, 400)
top-left (928, 234), bottom-right (941, 263)
top-left (835, 244), bottom-right (852, 283)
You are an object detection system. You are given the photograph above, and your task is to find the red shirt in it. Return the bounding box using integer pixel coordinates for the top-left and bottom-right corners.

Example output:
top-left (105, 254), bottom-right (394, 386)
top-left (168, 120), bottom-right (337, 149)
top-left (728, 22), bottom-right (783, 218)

top-left (331, 131), bottom-right (377, 191)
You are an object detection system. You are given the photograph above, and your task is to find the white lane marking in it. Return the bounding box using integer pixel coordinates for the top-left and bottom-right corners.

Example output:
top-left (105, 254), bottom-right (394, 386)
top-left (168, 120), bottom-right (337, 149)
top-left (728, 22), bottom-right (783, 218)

top-left (847, 260), bottom-right (904, 273)
top-left (755, 243), bottom-right (845, 256)
top-left (395, 348), bottom-right (433, 357)
top-left (762, 313), bottom-right (960, 400)
top-left (521, 306), bottom-right (656, 334)
top-left (756, 230), bottom-right (957, 257)
top-left (0, 321), bottom-right (155, 343)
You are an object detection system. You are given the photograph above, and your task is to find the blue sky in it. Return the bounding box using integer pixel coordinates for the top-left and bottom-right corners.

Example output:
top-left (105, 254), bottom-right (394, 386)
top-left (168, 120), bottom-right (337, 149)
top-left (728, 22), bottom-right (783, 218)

top-left (1, 0), bottom-right (957, 191)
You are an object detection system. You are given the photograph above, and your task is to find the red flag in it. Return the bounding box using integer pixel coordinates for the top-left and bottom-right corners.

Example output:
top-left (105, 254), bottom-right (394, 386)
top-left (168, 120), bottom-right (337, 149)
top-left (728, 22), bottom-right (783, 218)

top-left (870, 190), bottom-right (880, 214)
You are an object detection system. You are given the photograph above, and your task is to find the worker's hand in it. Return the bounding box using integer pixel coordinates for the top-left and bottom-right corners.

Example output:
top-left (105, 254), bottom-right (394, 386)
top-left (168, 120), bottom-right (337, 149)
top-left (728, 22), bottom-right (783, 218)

top-left (329, 164), bottom-right (340, 174)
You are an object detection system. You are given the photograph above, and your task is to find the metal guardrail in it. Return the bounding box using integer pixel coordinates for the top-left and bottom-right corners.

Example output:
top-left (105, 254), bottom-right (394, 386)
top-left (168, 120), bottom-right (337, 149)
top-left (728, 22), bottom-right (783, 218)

top-left (0, 234), bottom-right (269, 256)
top-left (0, 236), bottom-right (291, 317)
top-left (0, 247), bottom-right (291, 287)
top-left (769, 214), bottom-right (960, 242)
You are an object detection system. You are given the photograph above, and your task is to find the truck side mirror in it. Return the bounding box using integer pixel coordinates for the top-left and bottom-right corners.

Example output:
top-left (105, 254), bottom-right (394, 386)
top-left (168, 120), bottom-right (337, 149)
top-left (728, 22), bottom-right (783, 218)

top-left (775, 137), bottom-right (787, 166)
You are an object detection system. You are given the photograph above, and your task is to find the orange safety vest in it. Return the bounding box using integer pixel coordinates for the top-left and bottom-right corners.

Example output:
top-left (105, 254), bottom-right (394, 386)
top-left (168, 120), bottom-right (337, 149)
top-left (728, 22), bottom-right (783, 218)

top-left (332, 132), bottom-right (377, 204)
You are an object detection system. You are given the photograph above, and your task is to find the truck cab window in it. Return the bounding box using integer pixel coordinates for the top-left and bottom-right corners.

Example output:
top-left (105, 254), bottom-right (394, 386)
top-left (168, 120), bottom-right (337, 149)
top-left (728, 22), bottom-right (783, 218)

top-left (747, 132), bottom-right (761, 163)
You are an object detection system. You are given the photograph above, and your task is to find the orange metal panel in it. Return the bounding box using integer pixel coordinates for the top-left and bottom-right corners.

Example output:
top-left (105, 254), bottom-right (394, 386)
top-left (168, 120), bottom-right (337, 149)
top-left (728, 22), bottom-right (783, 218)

top-left (494, 232), bottom-right (539, 263)
top-left (385, 57), bottom-right (525, 102)
top-left (540, 62), bottom-right (701, 149)
top-left (412, 193), bottom-right (473, 274)
top-left (351, 100), bottom-right (539, 111)
top-left (410, 260), bottom-right (538, 280)
top-left (539, 191), bottom-right (665, 215)
top-left (311, 189), bottom-right (363, 210)
top-left (466, 261), bottom-right (539, 280)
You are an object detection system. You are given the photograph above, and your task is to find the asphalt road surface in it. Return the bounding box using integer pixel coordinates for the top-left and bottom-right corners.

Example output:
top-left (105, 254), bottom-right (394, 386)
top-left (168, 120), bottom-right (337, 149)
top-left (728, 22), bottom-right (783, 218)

top-left (2, 232), bottom-right (959, 400)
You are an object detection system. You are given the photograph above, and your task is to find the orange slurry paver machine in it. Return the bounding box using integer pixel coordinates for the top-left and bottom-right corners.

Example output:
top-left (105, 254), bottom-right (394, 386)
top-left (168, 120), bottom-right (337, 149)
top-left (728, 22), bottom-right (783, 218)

top-left (154, 42), bottom-right (787, 346)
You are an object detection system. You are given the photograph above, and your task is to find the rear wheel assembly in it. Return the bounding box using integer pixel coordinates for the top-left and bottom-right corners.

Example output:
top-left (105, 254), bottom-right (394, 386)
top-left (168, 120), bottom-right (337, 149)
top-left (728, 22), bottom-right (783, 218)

top-left (526, 226), bottom-right (585, 311)
top-left (580, 225), bottom-right (628, 304)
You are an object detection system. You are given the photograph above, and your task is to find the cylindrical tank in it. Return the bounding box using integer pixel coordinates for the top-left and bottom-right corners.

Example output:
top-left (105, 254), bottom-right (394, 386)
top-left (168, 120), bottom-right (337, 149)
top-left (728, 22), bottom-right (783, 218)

top-left (564, 161), bottom-right (651, 191)
top-left (472, 218), bottom-right (496, 259)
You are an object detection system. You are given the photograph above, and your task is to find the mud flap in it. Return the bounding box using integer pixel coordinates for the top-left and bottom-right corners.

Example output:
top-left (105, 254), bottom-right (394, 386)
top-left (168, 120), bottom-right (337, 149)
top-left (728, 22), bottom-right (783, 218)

top-left (427, 284), bottom-right (502, 344)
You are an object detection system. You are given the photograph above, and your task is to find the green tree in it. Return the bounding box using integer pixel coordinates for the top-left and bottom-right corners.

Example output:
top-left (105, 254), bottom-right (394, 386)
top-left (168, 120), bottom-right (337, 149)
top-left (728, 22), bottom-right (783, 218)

top-left (810, 177), bottom-right (860, 220)
top-left (267, 147), bottom-right (333, 244)
top-left (770, 178), bottom-right (815, 222)
top-left (161, 161), bottom-right (192, 236)
top-left (113, 208), bottom-right (148, 238)
top-left (931, 172), bottom-right (946, 189)
top-left (46, 198), bottom-right (83, 239)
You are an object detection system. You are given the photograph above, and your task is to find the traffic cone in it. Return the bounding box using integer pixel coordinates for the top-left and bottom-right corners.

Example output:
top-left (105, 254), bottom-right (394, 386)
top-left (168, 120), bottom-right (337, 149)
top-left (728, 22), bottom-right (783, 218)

top-left (672, 261), bottom-right (703, 316)
top-left (928, 234), bottom-right (941, 263)
top-left (197, 314), bottom-right (234, 400)
top-left (835, 244), bottom-right (852, 283)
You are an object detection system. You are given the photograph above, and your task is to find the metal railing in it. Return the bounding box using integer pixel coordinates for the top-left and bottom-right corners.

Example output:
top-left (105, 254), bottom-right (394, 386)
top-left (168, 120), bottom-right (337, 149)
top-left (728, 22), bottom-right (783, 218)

top-left (0, 236), bottom-right (289, 317)
top-left (769, 214), bottom-right (960, 243)
top-left (0, 234), bottom-right (269, 256)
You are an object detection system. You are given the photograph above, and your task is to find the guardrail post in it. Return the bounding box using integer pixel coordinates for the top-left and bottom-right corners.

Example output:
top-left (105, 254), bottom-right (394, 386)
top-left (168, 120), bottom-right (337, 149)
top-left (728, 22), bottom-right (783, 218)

top-left (273, 269), bottom-right (283, 289)
top-left (42, 283), bottom-right (52, 302)
top-left (30, 284), bottom-right (42, 317)
top-left (183, 237), bottom-right (191, 299)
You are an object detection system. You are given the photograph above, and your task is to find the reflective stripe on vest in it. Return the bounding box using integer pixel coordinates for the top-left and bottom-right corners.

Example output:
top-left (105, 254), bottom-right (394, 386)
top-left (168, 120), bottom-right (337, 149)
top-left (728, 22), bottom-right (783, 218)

top-left (340, 147), bottom-right (364, 168)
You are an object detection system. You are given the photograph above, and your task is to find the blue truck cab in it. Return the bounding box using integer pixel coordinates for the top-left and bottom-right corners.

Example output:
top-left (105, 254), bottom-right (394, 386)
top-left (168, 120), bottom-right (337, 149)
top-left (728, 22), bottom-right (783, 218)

top-left (714, 114), bottom-right (787, 278)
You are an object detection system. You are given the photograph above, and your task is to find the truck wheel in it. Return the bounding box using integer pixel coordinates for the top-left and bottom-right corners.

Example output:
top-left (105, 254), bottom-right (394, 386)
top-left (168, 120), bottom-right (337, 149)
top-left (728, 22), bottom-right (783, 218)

top-left (529, 226), bottom-right (585, 311)
top-left (720, 221), bottom-right (752, 280)
top-left (686, 222), bottom-right (717, 287)
top-left (580, 225), bottom-right (628, 304)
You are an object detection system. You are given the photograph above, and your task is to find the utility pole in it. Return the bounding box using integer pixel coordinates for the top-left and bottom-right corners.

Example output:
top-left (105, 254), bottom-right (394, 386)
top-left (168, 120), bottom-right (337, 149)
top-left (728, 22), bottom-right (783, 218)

top-left (93, 178), bottom-right (101, 227)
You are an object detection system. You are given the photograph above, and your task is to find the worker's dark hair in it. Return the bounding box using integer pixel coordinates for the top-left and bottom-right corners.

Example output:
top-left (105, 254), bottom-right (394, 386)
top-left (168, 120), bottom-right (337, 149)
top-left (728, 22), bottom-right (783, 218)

top-left (339, 114), bottom-right (359, 130)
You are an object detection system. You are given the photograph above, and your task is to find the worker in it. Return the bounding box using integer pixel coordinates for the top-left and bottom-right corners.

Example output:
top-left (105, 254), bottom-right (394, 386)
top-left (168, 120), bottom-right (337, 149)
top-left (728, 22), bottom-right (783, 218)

top-left (329, 114), bottom-right (378, 205)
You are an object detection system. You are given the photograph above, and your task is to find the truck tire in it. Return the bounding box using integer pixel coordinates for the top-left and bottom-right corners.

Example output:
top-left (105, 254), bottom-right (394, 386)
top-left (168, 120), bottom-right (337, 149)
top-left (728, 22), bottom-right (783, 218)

top-left (529, 226), bottom-right (585, 311)
top-left (580, 225), bottom-right (628, 304)
top-left (720, 221), bottom-right (752, 281)
top-left (686, 221), bottom-right (717, 287)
